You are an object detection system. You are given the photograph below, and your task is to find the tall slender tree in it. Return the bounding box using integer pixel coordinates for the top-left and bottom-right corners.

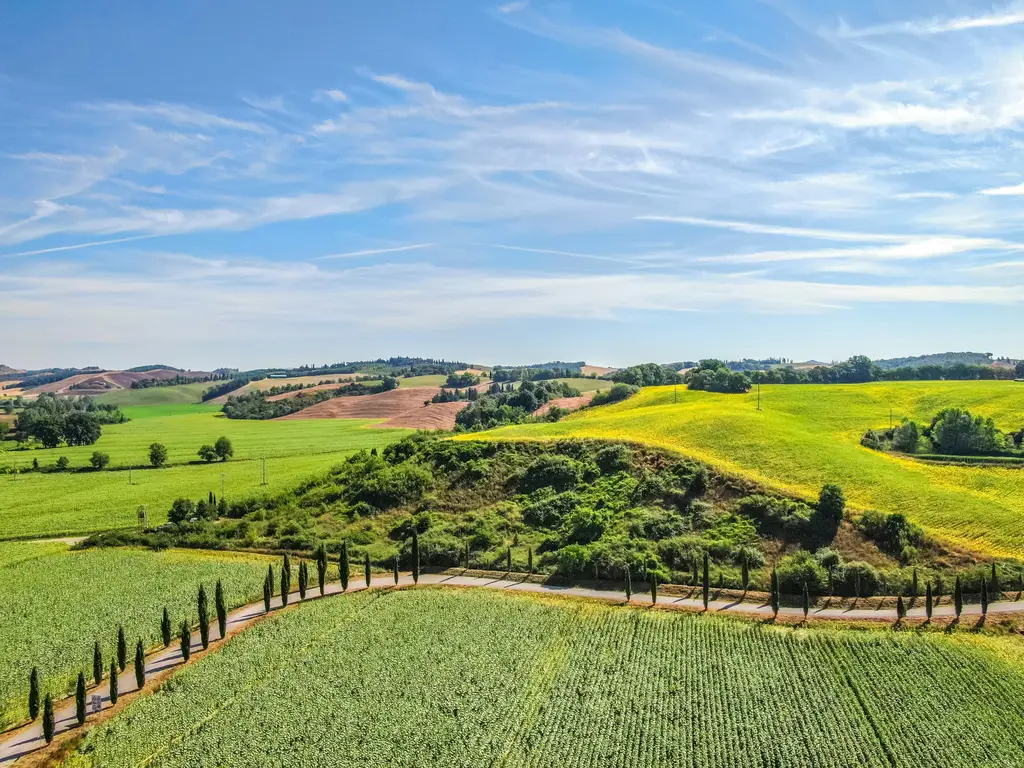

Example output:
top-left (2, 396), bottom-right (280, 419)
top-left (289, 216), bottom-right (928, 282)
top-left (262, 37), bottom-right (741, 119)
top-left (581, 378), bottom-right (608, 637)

top-left (741, 553), bottom-right (749, 592)
top-left (180, 621), bottom-right (191, 662)
top-left (954, 576), bottom-right (963, 618)
top-left (42, 694), bottom-right (54, 743)
top-left (412, 529), bottom-right (420, 584)
top-left (702, 552), bottom-right (710, 610)
top-left (29, 667), bottom-right (40, 721)
top-left (316, 546), bottom-right (328, 596)
top-left (650, 571), bottom-right (658, 605)
top-left (117, 626), bottom-right (127, 672)
top-left (991, 563), bottom-right (999, 601)
top-left (198, 585), bottom-right (210, 649)
top-left (393, 556), bottom-right (399, 585)
top-left (340, 541), bottom-right (350, 591)
top-left (267, 563), bottom-right (274, 597)
top-left (108, 661), bottom-right (118, 705)
top-left (911, 568), bottom-right (919, 599)
top-left (896, 595), bottom-right (906, 621)
top-left (76, 671), bottom-right (86, 726)
top-left (464, 541), bottom-right (470, 570)
top-left (625, 564), bottom-right (632, 601)
top-left (161, 607), bottom-right (172, 647)
top-left (298, 561), bottom-right (308, 599)
top-left (134, 639), bottom-right (146, 688)
top-left (215, 581), bottom-right (227, 639)
top-left (364, 552), bottom-right (372, 589)
top-left (280, 564), bottom-right (289, 608)
top-left (770, 569), bottom-right (780, 618)
top-left (93, 641), bottom-right (103, 685)
top-left (926, 582), bottom-right (933, 621)
top-left (981, 577), bottom-right (989, 616)
top-left (263, 572), bottom-right (272, 613)
top-left (528, 548), bottom-right (534, 575)
top-left (802, 583), bottom-right (810, 619)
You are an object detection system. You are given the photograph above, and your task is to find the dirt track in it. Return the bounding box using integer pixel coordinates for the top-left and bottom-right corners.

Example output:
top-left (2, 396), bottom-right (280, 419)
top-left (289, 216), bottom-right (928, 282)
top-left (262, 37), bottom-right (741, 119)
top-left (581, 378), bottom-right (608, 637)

top-left (278, 386), bottom-right (470, 429)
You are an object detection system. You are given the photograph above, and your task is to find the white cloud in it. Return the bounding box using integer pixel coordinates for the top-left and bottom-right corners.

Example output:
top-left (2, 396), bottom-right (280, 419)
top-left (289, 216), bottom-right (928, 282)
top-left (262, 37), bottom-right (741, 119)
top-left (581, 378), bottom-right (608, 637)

top-left (498, 1), bottom-right (528, 13)
top-left (635, 215), bottom-right (913, 243)
top-left (980, 182), bottom-right (1024, 196)
top-left (318, 243), bottom-right (434, 260)
top-left (839, 5), bottom-right (1024, 37)
top-left (82, 101), bottom-right (269, 134)
top-left (316, 89), bottom-right (349, 103)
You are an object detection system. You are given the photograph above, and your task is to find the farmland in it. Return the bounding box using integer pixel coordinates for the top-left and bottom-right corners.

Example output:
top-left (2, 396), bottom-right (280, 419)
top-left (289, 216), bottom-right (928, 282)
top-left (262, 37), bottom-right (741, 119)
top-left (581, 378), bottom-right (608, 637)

top-left (480, 381), bottom-right (1024, 559)
top-left (93, 382), bottom-right (213, 407)
top-left (0, 541), bottom-right (271, 727)
top-left (62, 588), bottom-right (1024, 768)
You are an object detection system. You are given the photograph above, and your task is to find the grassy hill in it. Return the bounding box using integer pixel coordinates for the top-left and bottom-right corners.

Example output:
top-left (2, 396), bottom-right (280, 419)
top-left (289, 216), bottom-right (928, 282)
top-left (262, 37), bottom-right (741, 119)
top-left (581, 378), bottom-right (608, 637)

top-left (478, 381), bottom-right (1024, 560)
top-left (93, 381), bottom-right (213, 406)
top-left (61, 588), bottom-right (1024, 768)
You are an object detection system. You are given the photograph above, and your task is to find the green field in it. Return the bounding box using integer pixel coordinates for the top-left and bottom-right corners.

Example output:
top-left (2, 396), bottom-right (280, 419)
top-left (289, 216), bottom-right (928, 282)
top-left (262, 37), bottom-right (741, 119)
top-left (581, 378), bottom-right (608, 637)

top-left (0, 542), bottom-right (271, 727)
top-left (398, 374), bottom-right (448, 388)
top-left (555, 377), bottom-right (614, 392)
top-left (94, 382), bottom-right (214, 407)
top-left (479, 381), bottom-right (1024, 559)
top-left (62, 588), bottom-right (1024, 768)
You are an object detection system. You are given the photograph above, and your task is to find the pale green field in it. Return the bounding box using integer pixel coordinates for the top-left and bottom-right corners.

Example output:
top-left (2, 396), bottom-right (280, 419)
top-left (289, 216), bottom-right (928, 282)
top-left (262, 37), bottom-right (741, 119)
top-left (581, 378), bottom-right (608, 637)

top-left (0, 410), bottom-right (405, 470)
top-left (94, 382), bottom-right (213, 406)
top-left (398, 374), bottom-right (448, 388)
top-left (556, 377), bottom-right (613, 392)
top-left (0, 542), bottom-right (272, 727)
top-left (479, 381), bottom-right (1024, 559)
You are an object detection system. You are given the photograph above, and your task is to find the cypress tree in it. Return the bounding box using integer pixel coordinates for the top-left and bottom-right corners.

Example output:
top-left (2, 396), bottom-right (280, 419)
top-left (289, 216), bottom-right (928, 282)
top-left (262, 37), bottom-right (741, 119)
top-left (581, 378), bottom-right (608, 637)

top-left (134, 640), bottom-right (145, 689)
top-left (340, 541), bottom-right (350, 591)
top-left (528, 548), bottom-right (534, 574)
top-left (280, 565), bottom-right (289, 608)
top-left (625, 564), bottom-right (632, 601)
top-left (802, 583), bottom-right (810, 619)
top-left (161, 607), bottom-right (172, 647)
top-left (650, 571), bottom-right (658, 605)
top-left (926, 582), bottom-right (933, 621)
top-left (215, 581), bottom-right (227, 639)
top-left (507, 547), bottom-right (512, 573)
top-left (298, 561), bottom-right (307, 599)
top-left (364, 552), bottom-right (371, 589)
top-left (117, 626), bottom-right (127, 672)
top-left (267, 563), bottom-right (274, 597)
top-left (180, 621), bottom-right (191, 662)
top-left (991, 563), bottom-right (999, 601)
top-left (282, 554), bottom-right (292, 600)
top-left (263, 572), bottom-right (272, 613)
top-left (76, 671), bottom-right (86, 726)
top-left (93, 641), bottom-right (103, 685)
top-left (29, 667), bottom-right (40, 721)
top-left (198, 585), bottom-right (210, 649)
top-left (770, 570), bottom-right (780, 617)
top-left (911, 568), bottom-right (919, 598)
top-left (981, 577), bottom-right (989, 616)
top-left (42, 694), bottom-right (54, 743)
top-left (896, 595), bottom-right (906, 621)
top-left (109, 661), bottom-right (118, 705)
top-left (393, 556), bottom-right (400, 585)
top-left (691, 560), bottom-right (698, 587)
top-left (954, 576), bottom-right (963, 618)
top-left (412, 529), bottom-right (420, 584)
top-left (316, 546), bottom-right (327, 596)
top-left (464, 541), bottom-right (470, 570)
top-left (702, 552), bottom-right (710, 610)
top-left (741, 554), bottom-right (749, 592)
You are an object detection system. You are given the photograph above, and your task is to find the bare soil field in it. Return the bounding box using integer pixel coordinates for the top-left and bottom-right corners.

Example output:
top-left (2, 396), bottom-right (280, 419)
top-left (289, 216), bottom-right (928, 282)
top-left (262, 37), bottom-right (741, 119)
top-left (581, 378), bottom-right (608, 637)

top-left (29, 368), bottom-right (216, 396)
top-left (580, 364), bottom-right (616, 376)
top-left (208, 373), bottom-right (372, 405)
top-left (279, 386), bottom-right (469, 429)
top-left (534, 392), bottom-right (594, 416)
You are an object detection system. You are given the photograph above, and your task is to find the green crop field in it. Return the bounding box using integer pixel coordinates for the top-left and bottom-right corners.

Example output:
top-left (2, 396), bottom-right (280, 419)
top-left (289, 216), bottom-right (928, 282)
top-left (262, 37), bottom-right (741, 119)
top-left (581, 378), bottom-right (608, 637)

top-left (93, 382), bottom-right (214, 407)
top-left (0, 542), bottom-right (271, 728)
top-left (479, 381), bottom-right (1024, 560)
top-left (398, 374), bottom-right (448, 388)
top-left (62, 588), bottom-right (1024, 768)
top-left (555, 377), bottom-right (614, 392)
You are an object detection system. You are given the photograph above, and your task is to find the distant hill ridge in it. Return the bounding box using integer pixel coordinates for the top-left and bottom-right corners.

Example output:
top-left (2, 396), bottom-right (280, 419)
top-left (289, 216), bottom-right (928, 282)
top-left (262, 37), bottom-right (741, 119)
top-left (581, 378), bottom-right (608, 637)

top-left (874, 352), bottom-right (996, 370)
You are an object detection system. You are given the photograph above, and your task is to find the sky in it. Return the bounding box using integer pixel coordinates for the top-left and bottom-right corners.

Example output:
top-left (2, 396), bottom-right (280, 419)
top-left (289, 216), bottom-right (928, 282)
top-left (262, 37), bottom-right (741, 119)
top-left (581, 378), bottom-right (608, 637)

top-left (3, 0), bottom-right (1024, 370)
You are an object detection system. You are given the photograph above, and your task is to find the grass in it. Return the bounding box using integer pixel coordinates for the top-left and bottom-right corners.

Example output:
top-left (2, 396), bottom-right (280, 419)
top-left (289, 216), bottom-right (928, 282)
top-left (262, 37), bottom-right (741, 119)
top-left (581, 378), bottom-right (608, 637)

top-left (0, 542), bottom-right (272, 728)
top-left (62, 588), bottom-right (1024, 768)
top-left (398, 374), bottom-right (448, 388)
top-left (478, 381), bottom-right (1024, 560)
top-left (555, 377), bottom-right (613, 392)
top-left (0, 409), bottom-right (408, 471)
top-left (93, 382), bottom-right (214, 407)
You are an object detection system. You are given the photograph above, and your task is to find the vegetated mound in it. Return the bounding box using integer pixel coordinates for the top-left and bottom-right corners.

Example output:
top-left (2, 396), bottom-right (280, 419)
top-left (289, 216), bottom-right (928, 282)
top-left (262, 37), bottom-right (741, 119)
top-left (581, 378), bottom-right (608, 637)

top-left (874, 351), bottom-right (996, 370)
top-left (61, 588), bottom-right (1024, 768)
top-left (534, 392), bottom-right (595, 416)
top-left (279, 386), bottom-right (469, 429)
top-left (28, 368), bottom-right (217, 396)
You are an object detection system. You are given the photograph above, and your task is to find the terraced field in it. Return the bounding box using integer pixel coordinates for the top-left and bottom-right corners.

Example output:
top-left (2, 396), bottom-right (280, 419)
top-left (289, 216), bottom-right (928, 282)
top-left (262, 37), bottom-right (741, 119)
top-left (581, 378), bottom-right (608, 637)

top-left (480, 381), bottom-right (1024, 559)
top-left (61, 588), bottom-right (1024, 768)
top-left (0, 542), bottom-right (271, 727)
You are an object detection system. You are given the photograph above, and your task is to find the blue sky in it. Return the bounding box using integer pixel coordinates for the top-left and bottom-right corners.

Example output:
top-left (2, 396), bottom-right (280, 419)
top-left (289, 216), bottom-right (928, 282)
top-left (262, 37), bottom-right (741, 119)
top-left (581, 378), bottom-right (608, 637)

top-left (3, 0), bottom-right (1024, 370)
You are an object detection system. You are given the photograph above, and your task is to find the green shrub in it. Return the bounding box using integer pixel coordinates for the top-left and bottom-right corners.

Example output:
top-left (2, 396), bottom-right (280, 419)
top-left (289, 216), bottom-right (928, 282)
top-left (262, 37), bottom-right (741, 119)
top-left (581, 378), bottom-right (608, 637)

top-left (776, 551), bottom-right (828, 594)
top-left (520, 455), bottom-right (581, 493)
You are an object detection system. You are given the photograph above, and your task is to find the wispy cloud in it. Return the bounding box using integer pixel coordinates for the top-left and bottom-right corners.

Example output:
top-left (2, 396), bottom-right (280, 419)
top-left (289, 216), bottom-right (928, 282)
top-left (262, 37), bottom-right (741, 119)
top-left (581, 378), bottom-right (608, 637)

top-left (980, 182), bottom-right (1024, 196)
top-left (838, 5), bottom-right (1024, 37)
top-left (318, 243), bottom-right (434, 260)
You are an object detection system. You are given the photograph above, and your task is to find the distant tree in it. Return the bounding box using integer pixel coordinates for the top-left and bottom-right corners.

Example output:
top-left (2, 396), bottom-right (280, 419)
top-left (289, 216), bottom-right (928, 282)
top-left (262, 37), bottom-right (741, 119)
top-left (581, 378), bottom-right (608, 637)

top-left (217, 495), bottom-right (228, 517)
top-left (1016, 360), bottom-right (1024, 378)
top-left (364, 552), bottom-right (371, 589)
top-left (625, 565), bottom-right (632, 601)
top-left (215, 581), bottom-right (227, 638)
top-left (802, 583), bottom-right (810, 619)
top-left (93, 642), bottom-right (103, 685)
top-left (108, 661), bottom-right (119, 705)
top-left (298, 561), bottom-right (308, 599)
top-left (198, 585), bottom-right (210, 649)
top-left (891, 420), bottom-right (921, 453)
top-left (214, 436), bottom-right (234, 461)
top-left (55, 456), bottom-right (70, 471)
top-left (197, 444), bottom-right (218, 462)
top-left (76, 671), bottom-right (87, 726)
top-left (117, 626), bottom-right (127, 671)
top-left (896, 595), bottom-right (906, 621)
top-left (770, 570), bottom-right (780, 617)
top-left (179, 621), bottom-right (191, 662)
top-left (148, 442), bottom-right (168, 467)
top-left (911, 568), bottom-right (919, 598)
top-left (43, 694), bottom-right (54, 743)
top-left (954, 576), bottom-right (963, 618)
top-left (702, 552), bottom-right (710, 609)
top-left (89, 451), bottom-right (110, 470)
top-left (339, 542), bottom-right (350, 591)
top-left (266, 563), bottom-right (274, 597)
top-left (63, 410), bottom-right (102, 446)
top-left (741, 553), bottom-right (749, 592)
top-left (506, 547), bottom-right (512, 572)
top-left (315, 546), bottom-right (328, 596)
top-left (815, 484), bottom-right (846, 539)
top-left (280, 564), bottom-right (289, 608)
top-left (134, 640), bottom-right (145, 689)
top-left (931, 408), bottom-right (1005, 455)
top-left (29, 667), bottom-right (40, 721)
top-left (650, 571), bottom-right (658, 605)
top-left (263, 572), bottom-right (271, 613)
top-left (162, 607), bottom-right (172, 647)
top-left (393, 556), bottom-right (400, 585)
top-left (981, 578), bottom-right (989, 616)
top-left (926, 583), bottom-right (933, 621)
top-left (412, 529), bottom-right (420, 584)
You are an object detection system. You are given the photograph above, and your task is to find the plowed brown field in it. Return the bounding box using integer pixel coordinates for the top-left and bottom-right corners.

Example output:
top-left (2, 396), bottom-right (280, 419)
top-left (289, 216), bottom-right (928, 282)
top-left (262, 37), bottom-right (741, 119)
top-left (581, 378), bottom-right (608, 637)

top-left (279, 386), bottom-right (469, 429)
